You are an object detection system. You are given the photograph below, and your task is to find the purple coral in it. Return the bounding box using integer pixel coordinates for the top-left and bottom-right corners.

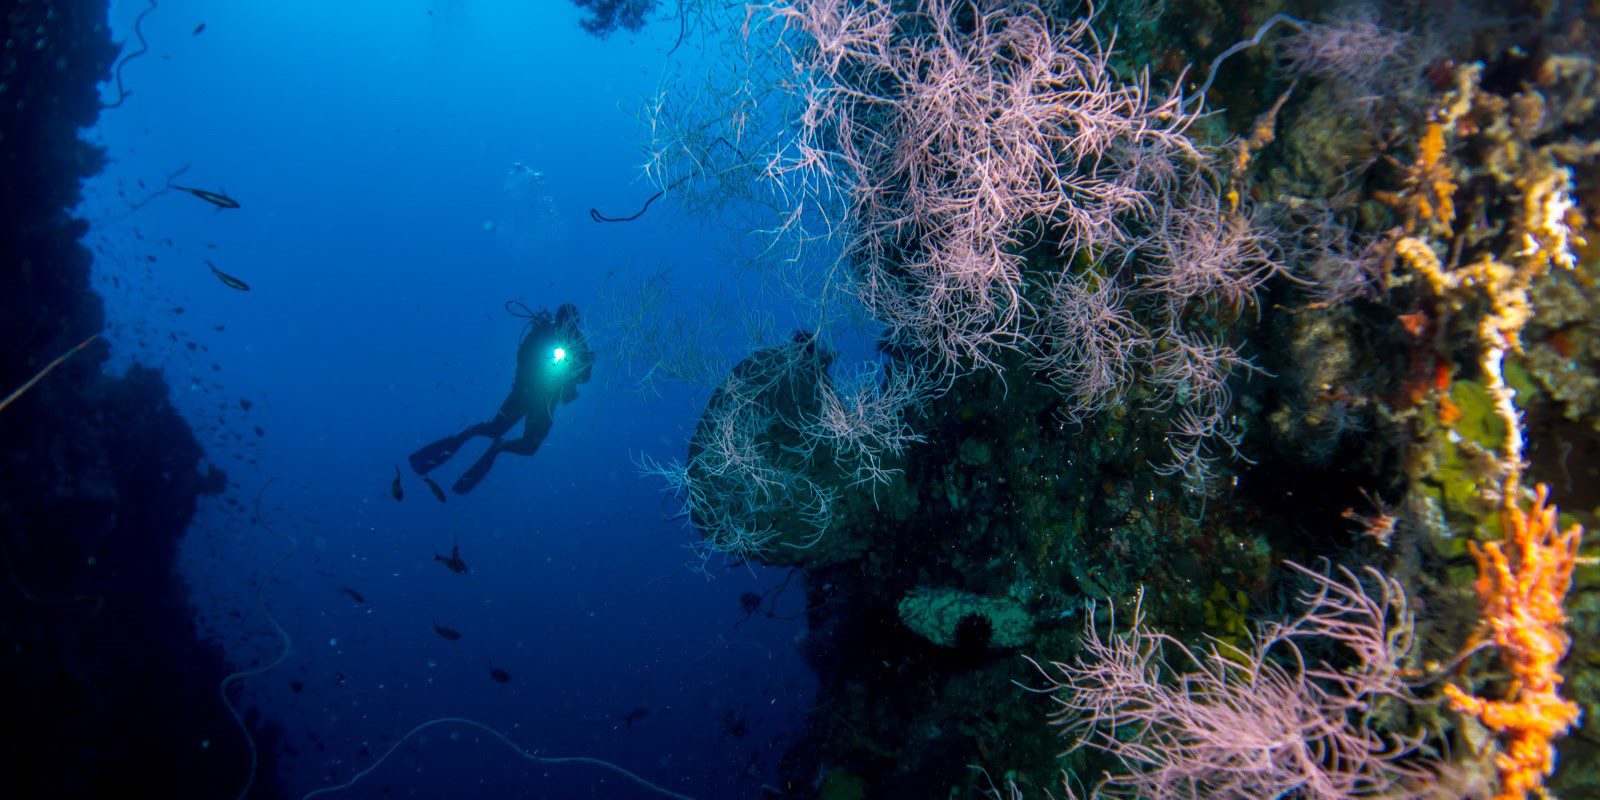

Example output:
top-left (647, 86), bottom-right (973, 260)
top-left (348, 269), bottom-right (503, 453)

top-left (759, 0), bottom-right (1198, 370)
top-left (1032, 271), bottom-right (1150, 420)
top-left (1026, 563), bottom-right (1430, 800)
top-left (1140, 190), bottom-right (1286, 312)
top-left (1278, 15), bottom-right (1415, 87)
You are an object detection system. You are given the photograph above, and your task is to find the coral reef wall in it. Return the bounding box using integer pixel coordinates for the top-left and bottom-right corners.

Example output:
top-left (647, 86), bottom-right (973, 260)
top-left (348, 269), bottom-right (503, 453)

top-left (657, 1), bottom-right (1599, 797)
top-left (0, 1), bottom-right (281, 795)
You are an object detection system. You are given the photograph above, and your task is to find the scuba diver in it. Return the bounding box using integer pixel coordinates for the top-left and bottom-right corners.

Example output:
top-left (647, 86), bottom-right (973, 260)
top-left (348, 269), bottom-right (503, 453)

top-left (409, 302), bottom-right (594, 494)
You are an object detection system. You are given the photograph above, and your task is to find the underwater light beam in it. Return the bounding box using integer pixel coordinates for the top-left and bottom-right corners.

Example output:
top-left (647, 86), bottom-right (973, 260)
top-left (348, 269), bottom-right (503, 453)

top-left (301, 716), bottom-right (701, 800)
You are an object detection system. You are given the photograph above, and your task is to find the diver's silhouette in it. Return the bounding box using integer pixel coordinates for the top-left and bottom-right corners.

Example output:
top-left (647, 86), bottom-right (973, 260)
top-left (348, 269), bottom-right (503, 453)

top-left (409, 303), bottom-right (593, 494)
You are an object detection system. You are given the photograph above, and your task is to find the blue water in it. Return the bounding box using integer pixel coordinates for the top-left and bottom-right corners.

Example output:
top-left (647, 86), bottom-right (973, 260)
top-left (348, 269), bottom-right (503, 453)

top-left (82, 2), bottom-right (814, 797)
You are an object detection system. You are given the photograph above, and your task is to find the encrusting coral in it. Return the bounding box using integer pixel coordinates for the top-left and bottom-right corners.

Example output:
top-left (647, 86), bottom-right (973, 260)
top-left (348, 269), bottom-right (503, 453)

top-left (1390, 58), bottom-right (1592, 800)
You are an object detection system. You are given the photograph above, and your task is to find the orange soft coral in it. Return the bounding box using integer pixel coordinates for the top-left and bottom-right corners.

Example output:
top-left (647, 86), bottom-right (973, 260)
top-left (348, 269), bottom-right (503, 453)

top-left (1413, 121), bottom-right (1457, 233)
top-left (1444, 484), bottom-right (1584, 800)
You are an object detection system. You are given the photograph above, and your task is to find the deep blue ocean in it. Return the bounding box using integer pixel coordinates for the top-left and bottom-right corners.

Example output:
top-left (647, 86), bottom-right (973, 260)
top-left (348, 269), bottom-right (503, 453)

top-left (81, 2), bottom-right (814, 797)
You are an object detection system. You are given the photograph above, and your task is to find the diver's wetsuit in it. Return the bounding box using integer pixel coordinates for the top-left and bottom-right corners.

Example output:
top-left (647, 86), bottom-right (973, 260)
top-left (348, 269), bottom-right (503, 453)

top-left (409, 304), bottom-right (593, 494)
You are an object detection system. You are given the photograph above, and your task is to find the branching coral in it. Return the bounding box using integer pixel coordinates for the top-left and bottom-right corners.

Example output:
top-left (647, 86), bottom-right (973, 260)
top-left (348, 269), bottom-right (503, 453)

top-left (1031, 270), bottom-right (1149, 420)
top-left (596, 268), bottom-right (771, 394)
top-left (1140, 189), bottom-right (1287, 313)
top-left (754, 0), bottom-right (1200, 369)
top-left (646, 0), bottom-right (1280, 496)
top-left (1027, 563), bottom-right (1427, 800)
top-left (1378, 65), bottom-right (1478, 237)
top-left (1277, 13), bottom-right (1415, 89)
top-left (645, 334), bottom-right (848, 562)
top-left (1146, 332), bottom-right (1258, 488)
top-left (798, 360), bottom-right (929, 488)
top-left (634, 5), bottom-right (1596, 798)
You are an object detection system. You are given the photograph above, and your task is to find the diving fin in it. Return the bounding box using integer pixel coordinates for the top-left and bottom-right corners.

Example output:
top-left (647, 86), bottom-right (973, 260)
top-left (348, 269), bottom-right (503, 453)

top-left (453, 446), bottom-right (499, 495)
top-left (409, 433), bottom-right (466, 475)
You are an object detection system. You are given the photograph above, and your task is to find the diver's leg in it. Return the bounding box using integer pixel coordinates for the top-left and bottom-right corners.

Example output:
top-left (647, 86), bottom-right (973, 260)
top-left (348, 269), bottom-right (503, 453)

top-left (470, 394), bottom-right (523, 438)
top-left (497, 412), bottom-right (552, 457)
top-left (409, 395), bottom-right (519, 474)
top-left (451, 412), bottom-right (548, 494)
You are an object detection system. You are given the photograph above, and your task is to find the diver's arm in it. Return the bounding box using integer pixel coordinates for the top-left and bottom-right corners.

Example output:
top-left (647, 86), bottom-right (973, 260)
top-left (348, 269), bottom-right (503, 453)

top-left (551, 315), bottom-right (595, 386)
top-left (558, 347), bottom-right (590, 405)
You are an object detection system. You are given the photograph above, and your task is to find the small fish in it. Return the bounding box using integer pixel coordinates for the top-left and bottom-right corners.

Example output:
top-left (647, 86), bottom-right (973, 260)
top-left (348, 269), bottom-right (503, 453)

top-left (434, 545), bottom-right (468, 574)
top-left (489, 667), bottom-right (512, 684)
top-left (172, 184), bottom-right (239, 208)
top-left (432, 618), bottom-right (462, 641)
top-left (193, 22), bottom-right (206, 35)
top-left (390, 466), bottom-right (404, 501)
top-left (623, 708), bottom-right (650, 729)
top-left (422, 475), bottom-right (447, 503)
top-left (341, 586), bottom-right (365, 604)
top-left (206, 261), bottom-right (251, 291)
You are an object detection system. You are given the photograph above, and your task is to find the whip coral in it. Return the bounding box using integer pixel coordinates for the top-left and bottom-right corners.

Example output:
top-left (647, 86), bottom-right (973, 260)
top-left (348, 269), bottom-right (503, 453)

top-left (1443, 484), bottom-right (1584, 800)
